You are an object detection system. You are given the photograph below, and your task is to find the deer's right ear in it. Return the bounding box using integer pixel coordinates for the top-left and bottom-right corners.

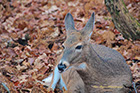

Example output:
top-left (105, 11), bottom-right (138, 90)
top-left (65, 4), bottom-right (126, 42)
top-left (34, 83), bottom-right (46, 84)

top-left (65, 13), bottom-right (75, 35)
top-left (81, 12), bottom-right (95, 39)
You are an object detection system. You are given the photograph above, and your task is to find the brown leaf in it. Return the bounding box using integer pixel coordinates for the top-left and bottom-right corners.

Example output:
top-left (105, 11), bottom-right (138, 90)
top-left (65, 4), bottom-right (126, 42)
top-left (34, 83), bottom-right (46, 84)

top-left (31, 87), bottom-right (45, 93)
top-left (102, 31), bottom-right (115, 47)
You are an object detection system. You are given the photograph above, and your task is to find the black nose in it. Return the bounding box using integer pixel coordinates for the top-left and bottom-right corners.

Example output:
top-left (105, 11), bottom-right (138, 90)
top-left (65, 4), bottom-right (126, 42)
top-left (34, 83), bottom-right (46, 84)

top-left (58, 63), bottom-right (66, 72)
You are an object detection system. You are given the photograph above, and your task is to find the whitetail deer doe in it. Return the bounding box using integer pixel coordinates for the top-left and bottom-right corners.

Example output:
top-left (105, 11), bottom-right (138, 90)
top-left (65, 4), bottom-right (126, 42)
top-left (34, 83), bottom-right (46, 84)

top-left (43, 12), bottom-right (132, 93)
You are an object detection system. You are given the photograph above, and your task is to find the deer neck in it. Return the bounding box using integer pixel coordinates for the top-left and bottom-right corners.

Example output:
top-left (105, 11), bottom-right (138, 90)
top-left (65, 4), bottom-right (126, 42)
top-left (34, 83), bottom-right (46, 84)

top-left (83, 43), bottom-right (114, 76)
top-left (84, 43), bottom-right (104, 65)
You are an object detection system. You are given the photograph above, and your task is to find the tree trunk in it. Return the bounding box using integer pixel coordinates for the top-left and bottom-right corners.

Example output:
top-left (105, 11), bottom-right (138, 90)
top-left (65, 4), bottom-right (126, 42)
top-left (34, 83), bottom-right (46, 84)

top-left (105, 0), bottom-right (140, 40)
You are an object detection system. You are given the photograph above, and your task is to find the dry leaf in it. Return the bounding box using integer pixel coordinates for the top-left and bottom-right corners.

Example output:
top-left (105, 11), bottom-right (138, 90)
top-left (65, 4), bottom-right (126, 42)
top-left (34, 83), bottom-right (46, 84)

top-left (102, 31), bottom-right (115, 47)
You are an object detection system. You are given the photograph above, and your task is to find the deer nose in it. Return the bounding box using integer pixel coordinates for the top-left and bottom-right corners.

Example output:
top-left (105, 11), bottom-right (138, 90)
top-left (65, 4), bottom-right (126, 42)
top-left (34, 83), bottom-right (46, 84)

top-left (57, 63), bottom-right (67, 73)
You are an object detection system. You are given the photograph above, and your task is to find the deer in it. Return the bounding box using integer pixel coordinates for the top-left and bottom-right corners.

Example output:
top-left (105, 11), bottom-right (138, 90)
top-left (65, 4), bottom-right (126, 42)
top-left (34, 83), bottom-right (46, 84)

top-left (43, 12), bottom-right (133, 93)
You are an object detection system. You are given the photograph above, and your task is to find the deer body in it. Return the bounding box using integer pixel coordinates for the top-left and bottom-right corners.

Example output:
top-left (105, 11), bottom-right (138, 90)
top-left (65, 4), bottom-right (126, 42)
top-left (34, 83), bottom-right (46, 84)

top-left (74, 43), bottom-right (132, 93)
top-left (57, 12), bottom-right (132, 93)
top-left (43, 12), bottom-right (132, 93)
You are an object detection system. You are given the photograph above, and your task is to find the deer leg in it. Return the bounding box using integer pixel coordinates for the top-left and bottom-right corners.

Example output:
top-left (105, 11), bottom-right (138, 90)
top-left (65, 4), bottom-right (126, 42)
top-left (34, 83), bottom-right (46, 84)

top-left (42, 62), bottom-right (86, 91)
top-left (42, 66), bottom-right (67, 91)
top-left (42, 66), bottom-right (61, 90)
top-left (50, 66), bottom-right (61, 90)
top-left (59, 75), bottom-right (67, 90)
top-left (51, 67), bottom-right (67, 90)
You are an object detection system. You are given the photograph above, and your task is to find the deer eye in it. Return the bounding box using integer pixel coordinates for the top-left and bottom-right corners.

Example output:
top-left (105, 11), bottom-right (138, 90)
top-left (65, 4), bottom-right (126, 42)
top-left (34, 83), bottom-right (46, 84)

top-left (75, 45), bottom-right (82, 50)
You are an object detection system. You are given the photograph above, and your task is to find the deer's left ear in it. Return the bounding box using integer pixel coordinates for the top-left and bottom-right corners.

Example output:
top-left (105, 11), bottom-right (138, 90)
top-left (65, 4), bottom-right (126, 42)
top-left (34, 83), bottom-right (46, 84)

top-left (81, 12), bottom-right (95, 38)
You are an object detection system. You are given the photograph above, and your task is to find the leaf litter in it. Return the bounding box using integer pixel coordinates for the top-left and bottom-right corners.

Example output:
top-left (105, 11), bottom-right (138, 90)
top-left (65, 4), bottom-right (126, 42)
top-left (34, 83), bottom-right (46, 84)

top-left (0, 0), bottom-right (139, 92)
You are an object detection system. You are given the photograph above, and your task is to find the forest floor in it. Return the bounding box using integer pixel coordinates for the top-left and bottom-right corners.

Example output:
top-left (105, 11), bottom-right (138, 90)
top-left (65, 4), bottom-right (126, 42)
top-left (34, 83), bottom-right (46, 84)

top-left (0, 0), bottom-right (140, 93)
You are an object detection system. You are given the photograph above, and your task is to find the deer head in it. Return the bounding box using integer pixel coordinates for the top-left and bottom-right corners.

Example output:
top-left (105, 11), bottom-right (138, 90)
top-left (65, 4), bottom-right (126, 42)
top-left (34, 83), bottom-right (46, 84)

top-left (58, 12), bottom-right (95, 72)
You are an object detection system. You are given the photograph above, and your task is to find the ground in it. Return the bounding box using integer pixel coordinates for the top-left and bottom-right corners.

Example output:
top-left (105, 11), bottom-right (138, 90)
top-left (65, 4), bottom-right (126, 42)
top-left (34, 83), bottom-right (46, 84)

top-left (0, 0), bottom-right (140, 93)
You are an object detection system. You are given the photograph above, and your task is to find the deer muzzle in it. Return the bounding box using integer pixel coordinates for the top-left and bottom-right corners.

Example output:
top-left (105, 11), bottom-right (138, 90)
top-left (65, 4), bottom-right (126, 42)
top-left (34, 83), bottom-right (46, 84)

top-left (58, 60), bottom-right (70, 73)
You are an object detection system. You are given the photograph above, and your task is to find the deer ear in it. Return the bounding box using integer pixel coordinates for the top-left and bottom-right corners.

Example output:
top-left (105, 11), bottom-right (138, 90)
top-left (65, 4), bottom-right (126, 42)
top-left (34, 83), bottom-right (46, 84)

top-left (81, 12), bottom-right (95, 38)
top-left (65, 13), bottom-right (76, 35)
